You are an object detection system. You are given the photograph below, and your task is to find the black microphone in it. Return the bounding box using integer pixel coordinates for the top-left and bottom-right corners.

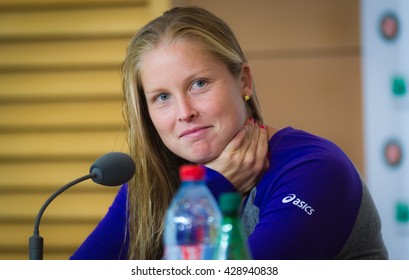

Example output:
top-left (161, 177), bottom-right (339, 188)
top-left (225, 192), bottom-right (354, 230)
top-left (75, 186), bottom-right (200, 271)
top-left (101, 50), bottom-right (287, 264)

top-left (28, 152), bottom-right (135, 260)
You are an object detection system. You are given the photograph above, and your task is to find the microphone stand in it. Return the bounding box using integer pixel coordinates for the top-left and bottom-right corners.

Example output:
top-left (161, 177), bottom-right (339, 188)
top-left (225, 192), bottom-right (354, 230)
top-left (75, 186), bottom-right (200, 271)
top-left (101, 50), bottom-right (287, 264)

top-left (29, 173), bottom-right (95, 260)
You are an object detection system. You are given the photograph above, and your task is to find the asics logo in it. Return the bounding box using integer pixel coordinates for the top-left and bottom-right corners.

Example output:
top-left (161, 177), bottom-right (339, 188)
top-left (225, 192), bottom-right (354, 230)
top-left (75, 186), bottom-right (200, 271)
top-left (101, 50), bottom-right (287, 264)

top-left (282, 194), bottom-right (315, 215)
top-left (282, 194), bottom-right (296, 203)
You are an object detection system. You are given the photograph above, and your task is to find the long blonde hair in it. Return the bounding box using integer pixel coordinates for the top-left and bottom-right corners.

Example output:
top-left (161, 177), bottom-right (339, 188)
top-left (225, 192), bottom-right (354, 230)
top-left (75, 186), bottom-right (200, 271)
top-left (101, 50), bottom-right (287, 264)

top-left (121, 6), bottom-right (263, 259)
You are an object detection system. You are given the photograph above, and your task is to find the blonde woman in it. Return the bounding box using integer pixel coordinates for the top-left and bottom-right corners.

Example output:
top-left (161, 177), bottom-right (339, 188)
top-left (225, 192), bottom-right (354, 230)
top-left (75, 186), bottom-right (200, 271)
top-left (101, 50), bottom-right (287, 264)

top-left (71, 6), bottom-right (388, 260)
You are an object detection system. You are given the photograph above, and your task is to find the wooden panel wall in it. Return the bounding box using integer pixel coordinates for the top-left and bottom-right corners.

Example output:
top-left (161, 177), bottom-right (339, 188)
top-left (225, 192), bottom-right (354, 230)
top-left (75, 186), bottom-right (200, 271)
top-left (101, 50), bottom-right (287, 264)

top-left (0, 0), bottom-right (170, 260)
top-left (175, 0), bottom-right (363, 171)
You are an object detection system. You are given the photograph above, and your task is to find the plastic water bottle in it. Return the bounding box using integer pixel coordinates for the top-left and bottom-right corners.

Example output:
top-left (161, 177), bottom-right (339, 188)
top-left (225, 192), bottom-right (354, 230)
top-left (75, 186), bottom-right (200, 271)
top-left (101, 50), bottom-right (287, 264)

top-left (163, 165), bottom-right (222, 260)
top-left (213, 192), bottom-right (252, 259)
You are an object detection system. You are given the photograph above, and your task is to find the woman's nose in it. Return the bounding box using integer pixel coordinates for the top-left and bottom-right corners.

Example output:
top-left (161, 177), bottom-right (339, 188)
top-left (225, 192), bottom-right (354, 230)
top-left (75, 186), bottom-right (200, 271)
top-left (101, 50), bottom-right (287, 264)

top-left (177, 96), bottom-right (198, 122)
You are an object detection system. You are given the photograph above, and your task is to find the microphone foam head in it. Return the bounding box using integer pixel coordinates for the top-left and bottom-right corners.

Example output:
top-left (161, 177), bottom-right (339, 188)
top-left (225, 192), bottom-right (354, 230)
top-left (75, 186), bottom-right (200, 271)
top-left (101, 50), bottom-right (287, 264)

top-left (90, 152), bottom-right (136, 186)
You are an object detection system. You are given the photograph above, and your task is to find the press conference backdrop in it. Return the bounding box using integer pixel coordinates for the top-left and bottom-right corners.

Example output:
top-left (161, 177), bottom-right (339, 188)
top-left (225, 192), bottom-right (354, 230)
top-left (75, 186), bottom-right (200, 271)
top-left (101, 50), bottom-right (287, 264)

top-left (361, 0), bottom-right (409, 259)
top-left (0, 0), bottom-right (169, 260)
top-left (1, 0), bottom-right (364, 259)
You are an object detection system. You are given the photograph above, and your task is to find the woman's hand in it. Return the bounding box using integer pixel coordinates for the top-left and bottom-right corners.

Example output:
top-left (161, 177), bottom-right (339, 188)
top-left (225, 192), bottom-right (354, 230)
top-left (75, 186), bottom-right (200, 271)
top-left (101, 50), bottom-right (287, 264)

top-left (204, 119), bottom-right (269, 194)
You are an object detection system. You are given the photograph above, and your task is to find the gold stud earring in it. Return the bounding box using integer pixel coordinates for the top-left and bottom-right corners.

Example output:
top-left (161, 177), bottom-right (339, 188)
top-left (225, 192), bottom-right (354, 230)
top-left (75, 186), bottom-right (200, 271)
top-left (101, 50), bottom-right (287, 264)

top-left (244, 95), bottom-right (250, 101)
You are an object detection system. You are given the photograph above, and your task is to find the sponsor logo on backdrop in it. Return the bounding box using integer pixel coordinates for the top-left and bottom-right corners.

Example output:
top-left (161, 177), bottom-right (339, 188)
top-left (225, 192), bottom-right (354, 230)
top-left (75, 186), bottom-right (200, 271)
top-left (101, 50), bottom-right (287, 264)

top-left (380, 12), bottom-right (399, 41)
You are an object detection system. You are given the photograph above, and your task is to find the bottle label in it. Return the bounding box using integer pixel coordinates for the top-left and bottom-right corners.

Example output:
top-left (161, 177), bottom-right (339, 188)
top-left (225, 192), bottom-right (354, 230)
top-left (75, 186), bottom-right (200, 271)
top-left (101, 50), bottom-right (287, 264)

top-left (164, 245), bottom-right (215, 260)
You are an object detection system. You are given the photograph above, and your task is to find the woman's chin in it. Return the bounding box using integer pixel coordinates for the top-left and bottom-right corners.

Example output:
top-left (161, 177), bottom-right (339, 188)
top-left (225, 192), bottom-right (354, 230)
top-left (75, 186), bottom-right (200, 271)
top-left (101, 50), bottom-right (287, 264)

top-left (183, 154), bottom-right (215, 165)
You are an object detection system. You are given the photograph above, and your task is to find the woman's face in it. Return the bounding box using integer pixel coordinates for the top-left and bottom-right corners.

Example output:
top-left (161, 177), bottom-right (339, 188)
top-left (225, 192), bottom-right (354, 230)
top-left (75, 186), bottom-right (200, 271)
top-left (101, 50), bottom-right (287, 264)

top-left (140, 41), bottom-right (251, 163)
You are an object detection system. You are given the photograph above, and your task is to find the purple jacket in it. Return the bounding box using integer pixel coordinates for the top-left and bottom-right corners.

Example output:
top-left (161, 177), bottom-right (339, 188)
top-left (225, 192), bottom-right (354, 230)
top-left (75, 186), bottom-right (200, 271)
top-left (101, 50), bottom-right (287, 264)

top-left (70, 127), bottom-right (388, 259)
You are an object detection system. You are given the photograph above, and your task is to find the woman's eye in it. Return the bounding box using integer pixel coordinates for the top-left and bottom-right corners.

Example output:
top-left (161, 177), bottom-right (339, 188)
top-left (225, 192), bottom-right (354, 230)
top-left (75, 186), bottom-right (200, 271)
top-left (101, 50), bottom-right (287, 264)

top-left (156, 93), bottom-right (170, 102)
top-left (191, 79), bottom-right (207, 90)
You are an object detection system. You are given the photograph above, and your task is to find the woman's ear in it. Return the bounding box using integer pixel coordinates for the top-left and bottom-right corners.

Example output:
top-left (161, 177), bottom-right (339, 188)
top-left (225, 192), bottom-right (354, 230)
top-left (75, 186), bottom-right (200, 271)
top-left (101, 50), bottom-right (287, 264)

top-left (241, 63), bottom-right (253, 99)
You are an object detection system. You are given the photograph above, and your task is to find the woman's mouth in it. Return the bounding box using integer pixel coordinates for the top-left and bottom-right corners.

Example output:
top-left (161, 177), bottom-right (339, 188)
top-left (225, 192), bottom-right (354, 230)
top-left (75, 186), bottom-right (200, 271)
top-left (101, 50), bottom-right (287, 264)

top-left (179, 126), bottom-right (212, 138)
